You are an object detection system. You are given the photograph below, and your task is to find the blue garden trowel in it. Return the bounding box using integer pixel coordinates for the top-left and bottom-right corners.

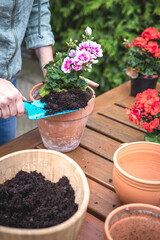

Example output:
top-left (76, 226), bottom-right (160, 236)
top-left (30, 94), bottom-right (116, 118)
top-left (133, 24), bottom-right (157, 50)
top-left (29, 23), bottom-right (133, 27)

top-left (24, 100), bottom-right (82, 120)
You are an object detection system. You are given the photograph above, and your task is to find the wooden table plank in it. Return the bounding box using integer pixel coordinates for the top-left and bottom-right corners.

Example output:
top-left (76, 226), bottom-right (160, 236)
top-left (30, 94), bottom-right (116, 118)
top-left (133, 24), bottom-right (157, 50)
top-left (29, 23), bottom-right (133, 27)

top-left (99, 104), bottom-right (146, 132)
top-left (0, 128), bottom-right (41, 157)
top-left (36, 144), bottom-right (114, 190)
top-left (66, 147), bottom-right (114, 189)
top-left (78, 212), bottom-right (105, 240)
top-left (115, 96), bottom-right (136, 108)
top-left (93, 81), bottom-right (130, 113)
top-left (80, 128), bottom-right (121, 162)
top-left (88, 178), bottom-right (121, 221)
top-left (87, 113), bottom-right (145, 143)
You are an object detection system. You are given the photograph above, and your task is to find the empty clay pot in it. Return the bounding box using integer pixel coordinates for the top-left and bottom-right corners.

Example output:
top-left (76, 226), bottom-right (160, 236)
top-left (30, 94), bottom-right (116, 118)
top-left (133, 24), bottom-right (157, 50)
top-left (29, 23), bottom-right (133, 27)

top-left (113, 142), bottom-right (160, 206)
top-left (29, 83), bottom-right (95, 152)
top-left (104, 203), bottom-right (160, 240)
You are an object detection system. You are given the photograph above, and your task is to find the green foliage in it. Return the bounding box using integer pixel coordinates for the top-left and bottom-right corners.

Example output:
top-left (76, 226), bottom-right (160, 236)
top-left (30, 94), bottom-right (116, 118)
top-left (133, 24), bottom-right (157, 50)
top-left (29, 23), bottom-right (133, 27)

top-left (39, 61), bottom-right (88, 97)
top-left (49, 0), bottom-right (160, 95)
top-left (126, 47), bottom-right (160, 77)
top-left (144, 131), bottom-right (160, 143)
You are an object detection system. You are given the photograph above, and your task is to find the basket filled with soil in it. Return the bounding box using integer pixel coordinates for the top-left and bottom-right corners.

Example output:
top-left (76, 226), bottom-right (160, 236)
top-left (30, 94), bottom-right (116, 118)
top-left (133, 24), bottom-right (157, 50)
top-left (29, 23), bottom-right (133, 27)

top-left (0, 149), bottom-right (90, 240)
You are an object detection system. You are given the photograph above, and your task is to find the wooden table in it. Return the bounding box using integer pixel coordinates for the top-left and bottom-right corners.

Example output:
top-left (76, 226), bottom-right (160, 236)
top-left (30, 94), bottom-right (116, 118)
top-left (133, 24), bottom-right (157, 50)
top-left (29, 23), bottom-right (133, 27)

top-left (0, 81), bottom-right (160, 239)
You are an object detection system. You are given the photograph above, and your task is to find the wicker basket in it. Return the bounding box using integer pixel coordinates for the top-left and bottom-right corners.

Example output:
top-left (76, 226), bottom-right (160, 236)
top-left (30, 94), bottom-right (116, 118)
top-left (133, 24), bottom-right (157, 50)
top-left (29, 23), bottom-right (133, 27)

top-left (0, 149), bottom-right (90, 240)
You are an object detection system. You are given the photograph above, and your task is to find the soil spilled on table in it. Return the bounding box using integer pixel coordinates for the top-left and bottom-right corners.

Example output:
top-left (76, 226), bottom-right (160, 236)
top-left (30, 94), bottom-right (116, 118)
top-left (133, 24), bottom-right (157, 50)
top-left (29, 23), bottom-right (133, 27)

top-left (40, 87), bottom-right (92, 116)
top-left (0, 170), bottom-right (78, 229)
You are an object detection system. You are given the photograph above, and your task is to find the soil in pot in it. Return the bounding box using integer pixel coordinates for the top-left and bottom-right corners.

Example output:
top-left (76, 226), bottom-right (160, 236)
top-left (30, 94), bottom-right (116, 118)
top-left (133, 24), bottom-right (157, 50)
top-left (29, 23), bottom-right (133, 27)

top-left (40, 87), bottom-right (92, 116)
top-left (0, 170), bottom-right (78, 229)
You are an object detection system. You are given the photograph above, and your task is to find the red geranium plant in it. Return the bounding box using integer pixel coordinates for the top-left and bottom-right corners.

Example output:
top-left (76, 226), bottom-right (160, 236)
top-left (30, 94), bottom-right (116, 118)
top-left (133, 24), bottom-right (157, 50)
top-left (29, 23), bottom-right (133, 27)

top-left (124, 27), bottom-right (160, 79)
top-left (126, 89), bottom-right (160, 143)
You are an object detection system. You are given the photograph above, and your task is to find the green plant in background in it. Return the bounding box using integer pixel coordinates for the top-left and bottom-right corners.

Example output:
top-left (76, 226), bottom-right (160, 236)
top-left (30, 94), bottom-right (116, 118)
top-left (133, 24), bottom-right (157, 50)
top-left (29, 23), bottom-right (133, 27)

top-left (49, 0), bottom-right (160, 96)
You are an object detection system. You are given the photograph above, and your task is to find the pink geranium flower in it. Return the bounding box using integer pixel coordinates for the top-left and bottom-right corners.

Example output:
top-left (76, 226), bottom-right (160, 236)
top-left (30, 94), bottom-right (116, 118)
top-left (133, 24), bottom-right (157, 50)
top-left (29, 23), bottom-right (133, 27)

top-left (90, 42), bottom-right (103, 58)
top-left (61, 57), bottom-right (73, 73)
top-left (74, 49), bottom-right (91, 64)
top-left (79, 40), bottom-right (103, 58)
top-left (69, 50), bottom-right (76, 58)
top-left (78, 41), bottom-right (90, 51)
top-left (72, 61), bottom-right (83, 71)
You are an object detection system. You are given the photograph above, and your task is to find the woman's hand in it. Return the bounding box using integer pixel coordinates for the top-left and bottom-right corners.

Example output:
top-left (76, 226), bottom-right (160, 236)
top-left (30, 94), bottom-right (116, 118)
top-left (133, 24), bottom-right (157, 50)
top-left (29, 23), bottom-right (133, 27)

top-left (0, 79), bottom-right (25, 119)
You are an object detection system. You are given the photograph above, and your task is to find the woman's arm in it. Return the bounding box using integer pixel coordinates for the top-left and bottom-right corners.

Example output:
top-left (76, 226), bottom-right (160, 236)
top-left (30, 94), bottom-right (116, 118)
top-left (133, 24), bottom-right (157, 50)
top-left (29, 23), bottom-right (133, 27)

top-left (35, 45), bottom-right (53, 77)
top-left (25, 0), bottom-right (55, 51)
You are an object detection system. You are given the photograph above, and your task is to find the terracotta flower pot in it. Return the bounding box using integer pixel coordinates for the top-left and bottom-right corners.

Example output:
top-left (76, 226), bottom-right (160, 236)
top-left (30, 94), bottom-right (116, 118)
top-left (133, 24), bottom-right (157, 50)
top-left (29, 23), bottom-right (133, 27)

top-left (0, 149), bottom-right (90, 240)
top-left (104, 203), bottom-right (160, 240)
top-left (130, 75), bottom-right (159, 97)
top-left (113, 142), bottom-right (160, 206)
top-left (29, 83), bottom-right (95, 152)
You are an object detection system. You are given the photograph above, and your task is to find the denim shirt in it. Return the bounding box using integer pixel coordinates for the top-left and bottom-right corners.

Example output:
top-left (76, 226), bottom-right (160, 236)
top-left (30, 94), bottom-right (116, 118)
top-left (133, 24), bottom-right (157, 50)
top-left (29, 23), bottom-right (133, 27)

top-left (0, 0), bottom-right (54, 82)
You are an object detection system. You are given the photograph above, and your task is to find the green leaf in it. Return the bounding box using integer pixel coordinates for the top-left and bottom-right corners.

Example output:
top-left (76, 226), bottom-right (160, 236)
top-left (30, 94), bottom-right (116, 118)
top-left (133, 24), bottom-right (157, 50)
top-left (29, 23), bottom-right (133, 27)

top-left (144, 132), bottom-right (160, 144)
top-left (39, 84), bottom-right (51, 97)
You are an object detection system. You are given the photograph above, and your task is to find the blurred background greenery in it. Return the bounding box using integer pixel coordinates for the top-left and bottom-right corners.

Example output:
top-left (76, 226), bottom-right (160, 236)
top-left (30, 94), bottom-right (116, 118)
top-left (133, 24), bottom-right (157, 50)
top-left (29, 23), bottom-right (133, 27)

top-left (49, 0), bottom-right (160, 96)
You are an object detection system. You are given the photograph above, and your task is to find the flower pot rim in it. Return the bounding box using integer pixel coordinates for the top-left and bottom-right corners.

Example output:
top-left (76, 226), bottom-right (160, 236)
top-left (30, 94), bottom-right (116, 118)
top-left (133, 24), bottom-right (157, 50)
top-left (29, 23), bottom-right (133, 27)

top-left (0, 149), bottom-right (90, 236)
top-left (134, 75), bottom-right (159, 80)
top-left (29, 82), bottom-right (95, 121)
top-left (104, 203), bottom-right (160, 240)
top-left (113, 141), bottom-right (160, 185)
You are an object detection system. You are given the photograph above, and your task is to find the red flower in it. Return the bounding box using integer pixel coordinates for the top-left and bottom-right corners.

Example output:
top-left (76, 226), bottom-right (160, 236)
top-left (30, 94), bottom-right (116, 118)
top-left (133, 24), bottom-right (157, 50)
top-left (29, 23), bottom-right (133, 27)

top-left (143, 75), bottom-right (158, 78)
top-left (126, 43), bottom-right (131, 49)
top-left (144, 100), bottom-right (160, 115)
top-left (153, 49), bottom-right (160, 58)
top-left (133, 37), bottom-right (147, 48)
top-left (145, 41), bottom-right (159, 54)
top-left (141, 27), bottom-right (160, 41)
top-left (136, 89), bottom-right (159, 107)
top-left (153, 75), bottom-right (159, 78)
top-left (126, 107), bottom-right (141, 125)
top-left (126, 89), bottom-right (160, 133)
top-left (142, 119), bottom-right (160, 132)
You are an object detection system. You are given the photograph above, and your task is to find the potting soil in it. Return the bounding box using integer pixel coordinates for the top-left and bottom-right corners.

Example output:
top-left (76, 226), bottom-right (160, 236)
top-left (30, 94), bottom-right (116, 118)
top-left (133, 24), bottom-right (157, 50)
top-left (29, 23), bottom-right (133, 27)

top-left (41, 87), bottom-right (92, 115)
top-left (0, 170), bottom-right (78, 229)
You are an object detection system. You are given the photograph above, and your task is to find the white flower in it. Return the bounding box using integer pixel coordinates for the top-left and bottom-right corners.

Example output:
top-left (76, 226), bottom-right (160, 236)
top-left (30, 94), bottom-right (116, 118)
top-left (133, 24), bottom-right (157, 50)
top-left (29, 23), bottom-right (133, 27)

top-left (85, 27), bottom-right (92, 36)
top-left (69, 50), bottom-right (76, 58)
